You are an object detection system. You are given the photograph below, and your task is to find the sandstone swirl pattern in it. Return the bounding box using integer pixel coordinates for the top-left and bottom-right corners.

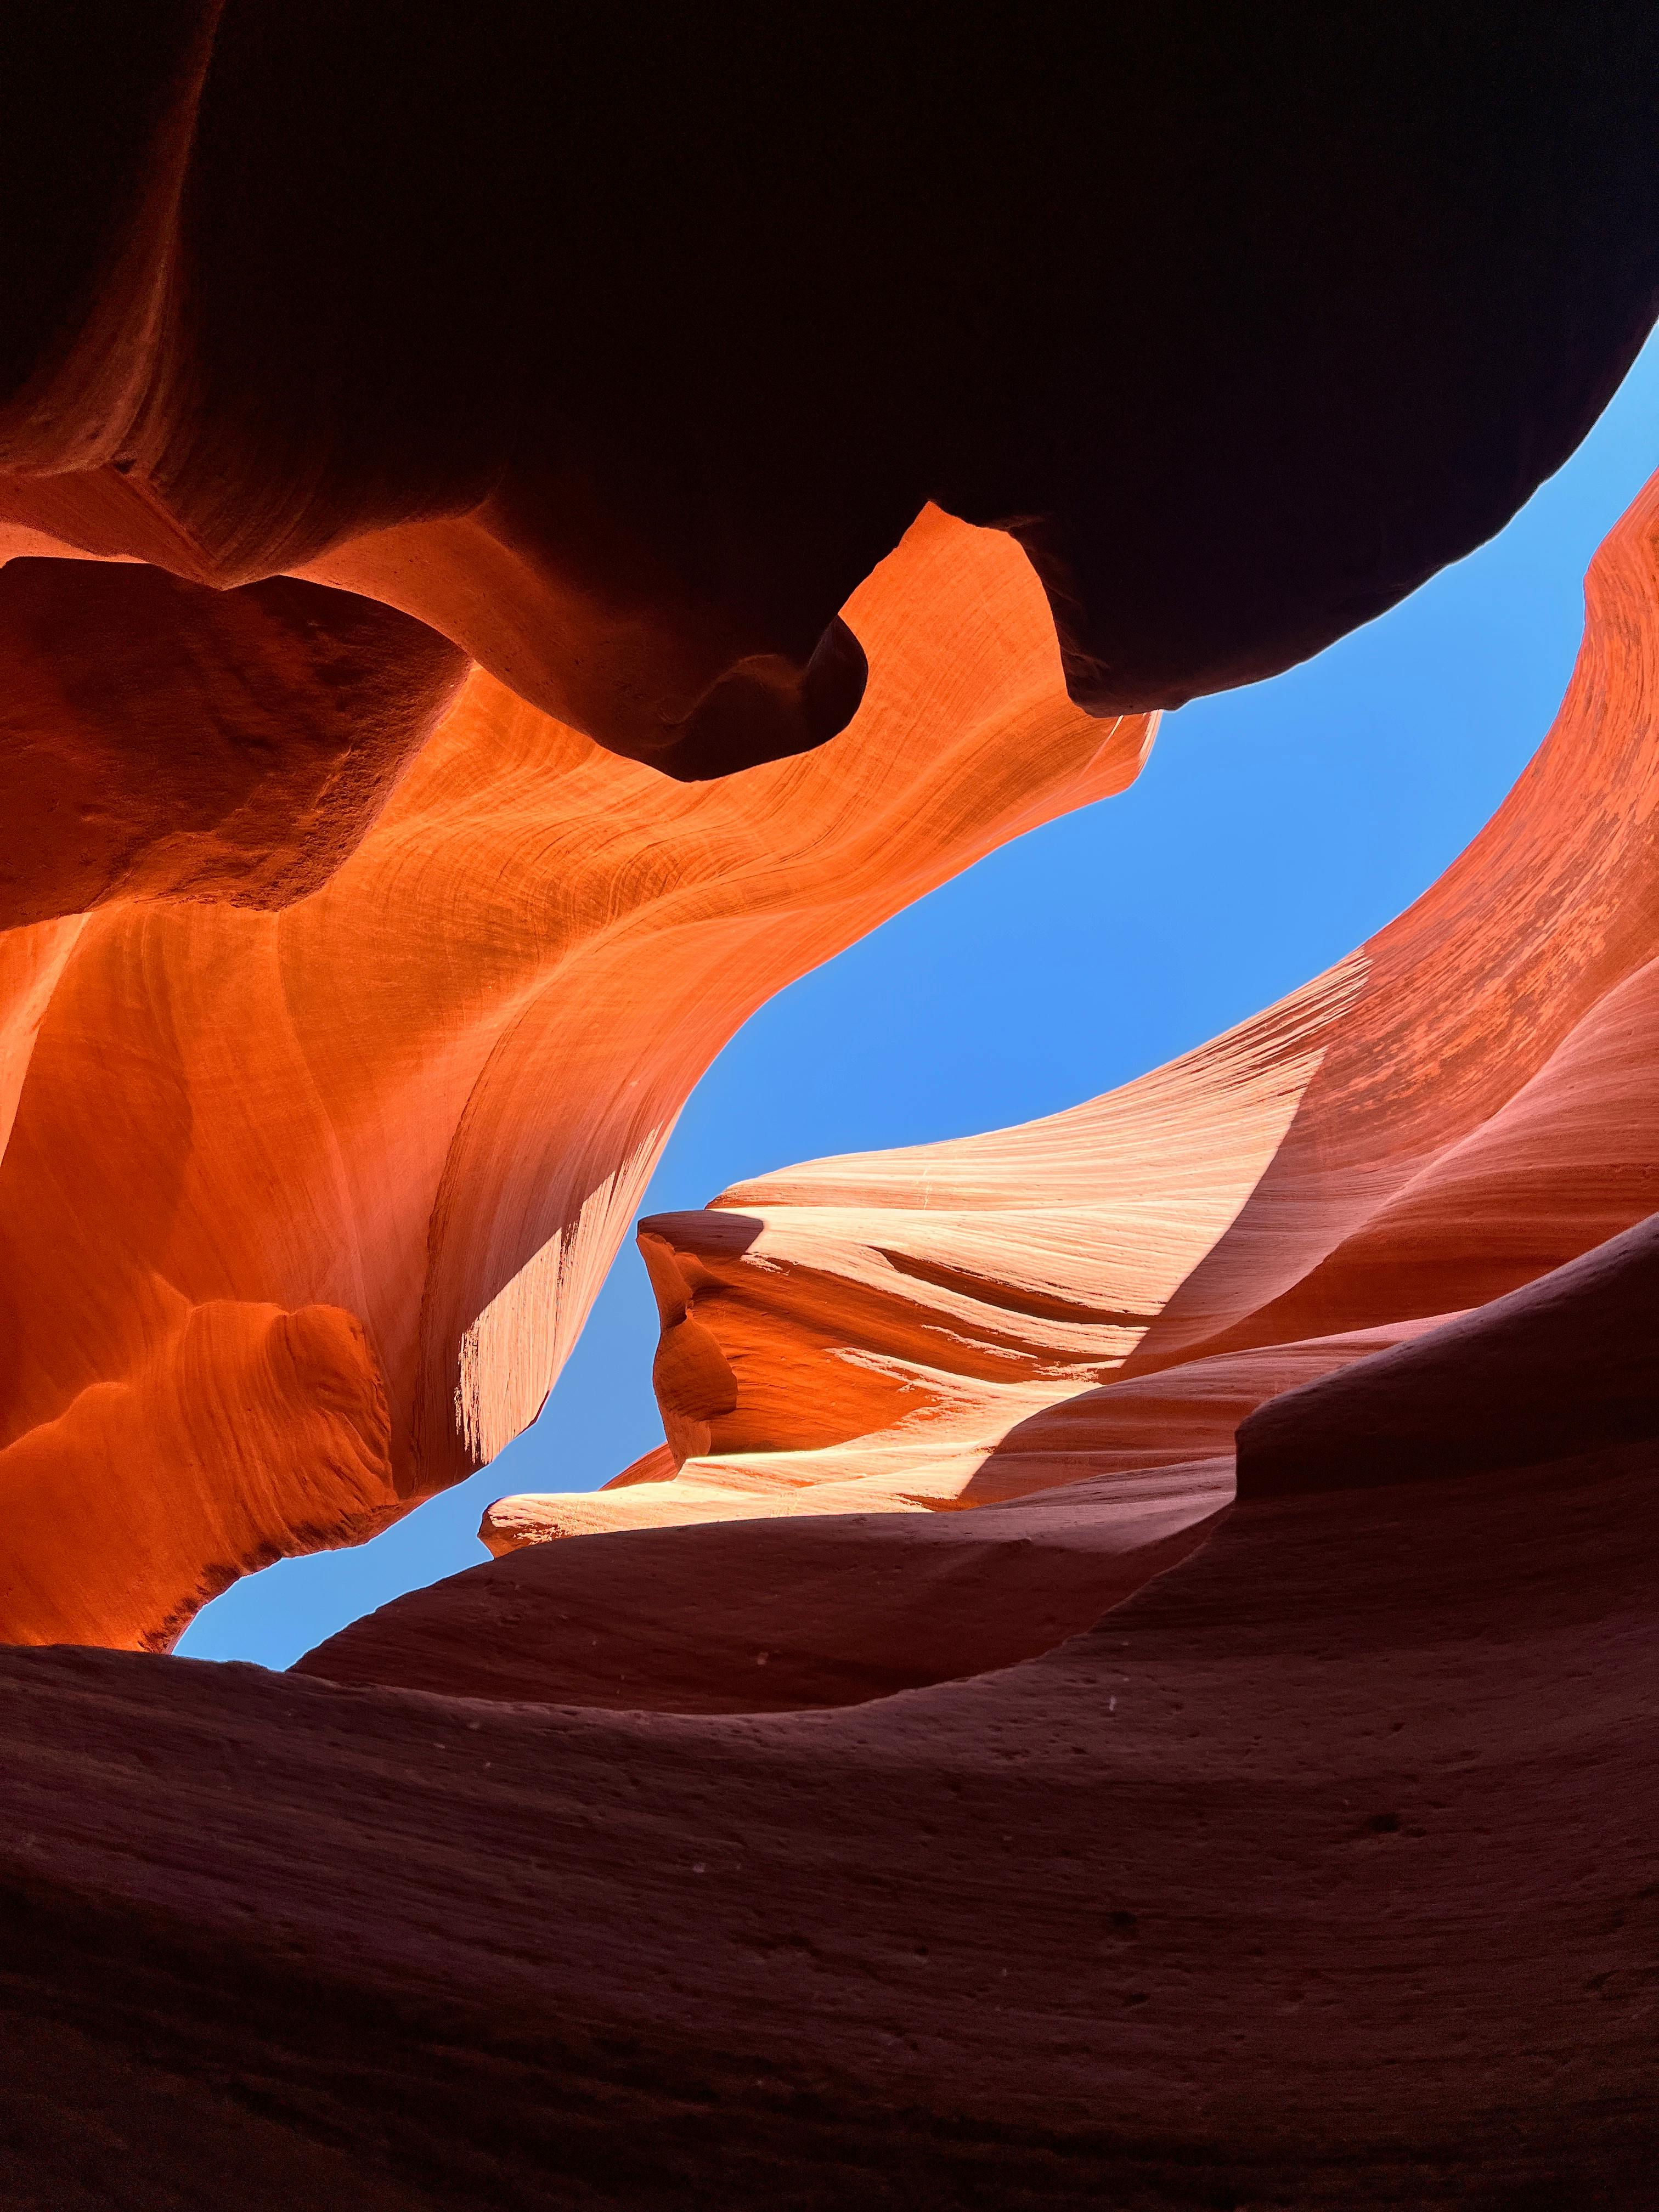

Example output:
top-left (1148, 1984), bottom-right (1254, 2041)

top-left (273, 484), bottom-right (1659, 2205)
top-left (483, 471), bottom-right (1659, 1611)
top-left (0, 511), bottom-right (1150, 1650)
top-left (4, 18), bottom-right (1659, 2200)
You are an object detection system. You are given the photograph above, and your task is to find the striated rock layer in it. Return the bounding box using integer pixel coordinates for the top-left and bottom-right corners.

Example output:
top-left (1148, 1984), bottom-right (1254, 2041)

top-left (0, 511), bottom-right (1152, 1650)
top-left (4, 19), bottom-right (1659, 2196)
top-left (5, 7), bottom-right (1659, 1651)
top-left (489, 469), bottom-right (1659, 1590)
top-left (5, 1250), bottom-right (1657, 2204)
top-left (280, 486), bottom-right (1659, 2181)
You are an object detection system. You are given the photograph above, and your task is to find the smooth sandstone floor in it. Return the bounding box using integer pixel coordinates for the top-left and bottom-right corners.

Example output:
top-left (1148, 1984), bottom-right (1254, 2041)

top-left (3, 1419), bottom-right (1654, 2207)
top-left (7, 1222), bottom-right (1651, 2204)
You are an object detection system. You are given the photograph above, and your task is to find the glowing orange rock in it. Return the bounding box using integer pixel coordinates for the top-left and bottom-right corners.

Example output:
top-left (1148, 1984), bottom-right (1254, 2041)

top-left (0, 509), bottom-right (1152, 1650)
top-left (4, 19), bottom-right (1659, 2202)
top-left (489, 470), bottom-right (1659, 1551)
top-left (0, 558), bottom-right (466, 928)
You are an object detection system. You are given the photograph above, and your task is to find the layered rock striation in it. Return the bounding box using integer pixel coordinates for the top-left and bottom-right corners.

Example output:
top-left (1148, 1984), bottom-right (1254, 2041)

top-left (8, 1255), bottom-right (1658, 2205)
top-left (0, 510), bottom-right (1150, 1650)
top-left (3, 17), bottom-right (1659, 2200)
top-left (489, 470), bottom-right (1659, 1580)
top-left (4, 6), bottom-right (1659, 1650)
top-left (262, 475), bottom-right (1659, 2200)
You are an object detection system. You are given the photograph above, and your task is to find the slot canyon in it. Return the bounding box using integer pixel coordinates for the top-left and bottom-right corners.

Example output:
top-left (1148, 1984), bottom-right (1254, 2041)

top-left (2, 10), bottom-right (1658, 2205)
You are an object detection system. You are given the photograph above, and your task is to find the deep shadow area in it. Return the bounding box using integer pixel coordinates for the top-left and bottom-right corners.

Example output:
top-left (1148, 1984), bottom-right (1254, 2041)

top-left (294, 1461), bottom-right (1232, 1713)
top-left (7, 9), bottom-right (1659, 767)
top-left (3, 1423), bottom-right (1657, 2207)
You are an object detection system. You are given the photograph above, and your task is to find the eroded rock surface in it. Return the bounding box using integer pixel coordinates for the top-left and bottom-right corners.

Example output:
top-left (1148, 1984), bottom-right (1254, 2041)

top-left (491, 471), bottom-right (1659, 1562)
top-left (4, 1284), bottom-right (1656, 2204)
top-left (297, 1461), bottom-right (1233, 1714)
top-left (3, 16), bottom-right (1659, 2200)
top-left (4, 8), bottom-right (1659, 1649)
top-left (0, 511), bottom-right (1149, 1649)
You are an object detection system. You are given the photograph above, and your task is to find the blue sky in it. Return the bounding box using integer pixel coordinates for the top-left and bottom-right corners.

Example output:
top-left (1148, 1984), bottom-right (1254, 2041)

top-left (180, 334), bottom-right (1659, 1668)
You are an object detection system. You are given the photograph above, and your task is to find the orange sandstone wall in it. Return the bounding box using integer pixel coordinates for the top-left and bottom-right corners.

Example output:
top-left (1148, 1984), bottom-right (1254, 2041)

top-left (488, 469), bottom-right (1659, 1547)
top-left (0, 511), bottom-right (1152, 1650)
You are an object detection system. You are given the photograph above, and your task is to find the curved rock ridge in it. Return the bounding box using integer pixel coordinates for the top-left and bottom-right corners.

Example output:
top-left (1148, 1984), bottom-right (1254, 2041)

top-left (0, 508), bottom-right (1152, 1651)
top-left (6, 18), bottom-right (1659, 2199)
top-left (297, 1460), bottom-right (1234, 1714)
top-left (1237, 1206), bottom-right (1659, 1503)
top-left (5, 1251), bottom-right (1658, 2202)
top-left (489, 465), bottom-right (1659, 1551)
top-left (3, 10), bottom-right (1659, 774)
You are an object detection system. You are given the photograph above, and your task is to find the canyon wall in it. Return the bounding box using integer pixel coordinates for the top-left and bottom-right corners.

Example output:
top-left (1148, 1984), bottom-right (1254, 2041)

top-left (2, 15), bottom-right (1659, 2202)
top-left (5, 9), bottom-right (1659, 769)
top-left (256, 477), bottom-right (1659, 2204)
top-left (487, 471), bottom-right (1659, 1578)
top-left (4, 7), bottom-right (1659, 1651)
top-left (10, 1245), bottom-right (1657, 2206)
top-left (0, 511), bottom-right (1150, 1650)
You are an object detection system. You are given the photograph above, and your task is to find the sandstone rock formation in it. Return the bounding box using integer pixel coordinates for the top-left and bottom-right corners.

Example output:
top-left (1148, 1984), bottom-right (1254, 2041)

top-left (4, 8), bottom-right (1659, 769)
top-left (4, 13), bottom-right (1659, 2203)
top-left (271, 462), bottom-right (1659, 2198)
top-left (487, 469), bottom-right (1659, 1588)
top-left (5, 1255), bottom-right (1656, 2204)
top-left (0, 509), bottom-right (1151, 1652)
top-left (4, 6), bottom-right (1659, 1654)
top-left (300, 1461), bottom-right (1234, 1714)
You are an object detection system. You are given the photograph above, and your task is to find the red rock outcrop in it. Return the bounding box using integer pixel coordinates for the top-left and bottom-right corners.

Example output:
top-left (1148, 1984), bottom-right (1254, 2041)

top-left (275, 847), bottom-right (1659, 2196)
top-left (488, 467), bottom-right (1659, 1575)
top-left (299, 1460), bottom-right (1234, 1714)
top-left (0, 510), bottom-right (1153, 1652)
top-left (0, 558), bottom-right (469, 926)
